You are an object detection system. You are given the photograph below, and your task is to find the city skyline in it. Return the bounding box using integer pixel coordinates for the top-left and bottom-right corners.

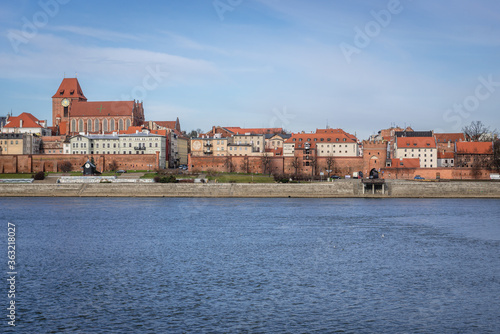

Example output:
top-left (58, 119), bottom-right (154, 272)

top-left (1, 0), bottom-right (499, 140)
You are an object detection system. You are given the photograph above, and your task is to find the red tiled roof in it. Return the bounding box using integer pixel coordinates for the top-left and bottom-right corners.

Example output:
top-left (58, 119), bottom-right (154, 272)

top-left (397, 137), bottom-right (436, 148)
top-left (316, 128), bottom-right (357, 141)
top-left (390, 158), bottom-right (420, 168)
top-left (4, 112), bottom-right (43, 128)
top-left (71, 101), bottom-right (135, 117)
top-left (438, 151), bottom-right (455, 159)
top-left (434, 133), bottom-right (465, 143)
top-left (119, 126), bottom-right (145, 134)
top-left (456, 142), bottom-right (493, 154)
top-left (224, 127), bottom-right (283, 135)
top-left (149, 129), bottom-right (168, 136)
top-left (52, 78), bottom-right (87, 100)
top-left (154, 121), bottom-right (177, 129)
top-left (284, 131), bottom-right (357, 149)
top-left (265, 147), bottom-right (283, 156)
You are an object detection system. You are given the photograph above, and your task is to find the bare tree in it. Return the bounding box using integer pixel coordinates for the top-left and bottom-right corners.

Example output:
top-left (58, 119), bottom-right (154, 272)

top-left (462, 121), bottom-right (493, 141)
top-left (108, 160), bottom-right (119, 171)
top-left (59, 161), bottom-right (73, 173)
top-left (240, 158), bottom-right (249, 174)
top-left (310, 156), bottom-right (318, 176)
top-left (261, 155), bottom-right (271, 175)
top-left (326, 157), bottom-right (335, 177)
top-left (224, 156), bottom-right (234, 173)
top-left (493, 140), bottom-right (500, 172)
top-left (291, 157), bottom-right (300, 177)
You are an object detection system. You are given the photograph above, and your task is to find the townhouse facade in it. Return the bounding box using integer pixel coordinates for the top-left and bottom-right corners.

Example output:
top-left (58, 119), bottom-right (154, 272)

top-left (394, 137), bottom-right (437, 168)
top-left (67, 132), bottom-right (167, 168)
top-left (0, 133), bottom-right (42, 155)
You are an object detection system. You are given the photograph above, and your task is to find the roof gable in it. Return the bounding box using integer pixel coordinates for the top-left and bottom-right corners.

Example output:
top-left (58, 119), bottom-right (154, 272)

top-left (52, 78), bottom-right (87, 100)
top-left (4, 112), bottom-right (43, 128)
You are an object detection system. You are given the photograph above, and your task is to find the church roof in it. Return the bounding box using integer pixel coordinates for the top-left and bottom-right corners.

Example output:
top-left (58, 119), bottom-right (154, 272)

top-left (4, 112), bottom-right (43, 128)
top-left (154, 121), bottom-right (177, 129)
top-left (52, 78), bottom-right (87, 100)
top-left (70, 101), bottom-right (136, 117)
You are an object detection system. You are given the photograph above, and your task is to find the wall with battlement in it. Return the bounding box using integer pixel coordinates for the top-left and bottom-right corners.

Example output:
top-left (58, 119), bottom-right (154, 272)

top-left (0, 153), bottom-right (159, 173)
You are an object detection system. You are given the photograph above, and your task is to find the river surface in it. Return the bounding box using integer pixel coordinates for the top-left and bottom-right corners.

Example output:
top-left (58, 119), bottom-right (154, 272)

top-left (1, 198), bottom-right (499, 333)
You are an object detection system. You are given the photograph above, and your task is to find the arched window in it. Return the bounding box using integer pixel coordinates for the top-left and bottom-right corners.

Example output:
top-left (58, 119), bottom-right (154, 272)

top-left (103, 119), bottom-right (108, 132)
top-left (119, 119), bottom-right (124, 131)
top-left (110, 119), bottom-right (115, 131)
top-left (71, 119), bottom-right (76, 133)
top-left (95, 119), bottom-right (100, 133)
top-left (126, 119), bottom-right (131, 129)
top-left (87, 119), bottom-right (92, 132)
top-left (78, 119), bottom-right (84, 132)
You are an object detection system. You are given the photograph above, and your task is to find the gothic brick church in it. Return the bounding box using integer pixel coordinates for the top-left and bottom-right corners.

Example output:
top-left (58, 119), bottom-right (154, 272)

top-left (52, 78), bottom-right (145, 135)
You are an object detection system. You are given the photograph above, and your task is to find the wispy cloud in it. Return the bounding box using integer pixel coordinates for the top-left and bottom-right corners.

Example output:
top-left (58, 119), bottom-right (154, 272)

top-left (0, 33), bottom-right (220, 84)
top-left (160, 31), bottom-right (229, 55)
top-left (49, 25), bottom-right (142, 42)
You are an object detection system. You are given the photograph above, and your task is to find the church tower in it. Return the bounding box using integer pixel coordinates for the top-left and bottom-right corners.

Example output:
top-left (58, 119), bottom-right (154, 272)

top-left (52, 78), bottom-right (87, 127)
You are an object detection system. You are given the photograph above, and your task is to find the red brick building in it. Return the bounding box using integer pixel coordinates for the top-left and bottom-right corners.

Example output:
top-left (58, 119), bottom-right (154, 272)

top-left (52, 78), bottom-right (144, 135)
top-left (455, 142), bottom-right (494, 168)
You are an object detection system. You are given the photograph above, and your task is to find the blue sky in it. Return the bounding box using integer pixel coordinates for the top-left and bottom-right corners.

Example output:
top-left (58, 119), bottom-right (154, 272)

top-left (1, 0), bottom-right (499, 139)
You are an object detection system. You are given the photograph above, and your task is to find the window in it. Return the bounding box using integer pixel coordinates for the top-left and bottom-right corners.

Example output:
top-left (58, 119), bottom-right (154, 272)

top-left (126, 119), bottom-right (131, 129)
top-left (110, 120), bottom-right (115, 131)
top-left (119, 119), bottom-right (124, 131)
top-left (71, 119), bottom-right (76, 132)
top-left (103, 120), bottom-right (108, 132)
top-left (87, 119), bottom-right (92, 132)
top-left (78, 119), bottom-right (84, 132)
top-left (95, 119), bottom-right (99, 132)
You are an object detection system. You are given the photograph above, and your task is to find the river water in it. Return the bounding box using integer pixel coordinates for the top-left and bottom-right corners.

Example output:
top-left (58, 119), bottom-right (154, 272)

top-left (1, 198), bottom-right (499, 333)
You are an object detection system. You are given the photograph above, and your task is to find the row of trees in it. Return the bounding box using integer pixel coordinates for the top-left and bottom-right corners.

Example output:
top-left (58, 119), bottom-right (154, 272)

top-left (222, 155), bottom-right (339, 177)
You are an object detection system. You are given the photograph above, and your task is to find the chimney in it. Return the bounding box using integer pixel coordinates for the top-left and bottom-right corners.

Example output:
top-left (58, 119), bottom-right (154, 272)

top-left (20, 119), bottom-right (23, 128)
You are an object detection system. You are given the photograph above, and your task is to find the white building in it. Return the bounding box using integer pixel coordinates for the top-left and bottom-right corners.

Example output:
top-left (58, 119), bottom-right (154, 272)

top-left (67, 131), bottom-right (167, 168)
top-left (228, 134), bottom-right (265, 156)
top-left (1, 112), bottom-right (51, 136)
top-left (394, 137), bottom-right (437, 168)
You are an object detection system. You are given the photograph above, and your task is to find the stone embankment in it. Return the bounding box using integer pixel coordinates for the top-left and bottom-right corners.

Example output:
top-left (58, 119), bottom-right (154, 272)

top-left (0, 180), bottom-right (499, 198)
